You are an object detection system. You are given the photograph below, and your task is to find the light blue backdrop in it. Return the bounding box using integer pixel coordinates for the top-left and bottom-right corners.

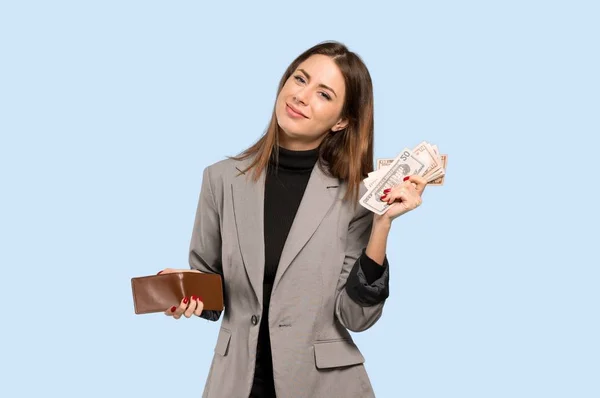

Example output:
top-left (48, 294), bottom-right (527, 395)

top-left (1, 1), bottom-right (598, 397)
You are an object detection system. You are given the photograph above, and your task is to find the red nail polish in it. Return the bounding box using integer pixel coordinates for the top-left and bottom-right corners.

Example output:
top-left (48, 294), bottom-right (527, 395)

top-left (183, 297), bottom-right (189, 304)
top-left (198, 296), bottom-right (203, 302)
top-left (170, 306), bottom-right (176, 312)
top-left (403, 176), bottom-right (410, 181)
top-left (191, 295), bottom-right (196, 300)
top-left (383, 188), bottom-right (391, 193)
top-left (380, 195), bottom-right (387, 200)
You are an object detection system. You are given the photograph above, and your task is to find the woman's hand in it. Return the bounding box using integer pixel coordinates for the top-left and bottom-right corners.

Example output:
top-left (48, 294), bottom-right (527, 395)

top-left (374, 175), bottom-right (427, 224)
top-left (157, 268), bottom-right (205, 319)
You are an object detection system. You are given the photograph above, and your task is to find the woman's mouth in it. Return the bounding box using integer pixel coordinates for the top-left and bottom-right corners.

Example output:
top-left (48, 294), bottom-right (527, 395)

top-left (286, 104), bottom-right (307, 119)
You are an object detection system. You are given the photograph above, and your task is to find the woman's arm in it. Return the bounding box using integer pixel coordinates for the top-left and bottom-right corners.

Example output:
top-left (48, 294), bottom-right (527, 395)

top-left (334, 204), bottom-right (390, 332)
top-left (365, 218), bottom-right (391, 266)
top-left (188, 165), bottom-right (224, 321)
top-left (334, 176), bottom-right (427, 332)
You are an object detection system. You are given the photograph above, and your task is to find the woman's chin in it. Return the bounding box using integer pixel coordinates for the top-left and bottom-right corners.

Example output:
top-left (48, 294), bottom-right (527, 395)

top-left (279, 130), bottom-right (301, 144)
top-left (277, 122), bottom-right (302, 139)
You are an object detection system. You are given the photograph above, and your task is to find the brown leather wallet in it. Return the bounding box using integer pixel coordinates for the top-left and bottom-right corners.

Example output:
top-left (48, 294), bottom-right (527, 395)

top-left (131, 272), bottom-right (224, 314)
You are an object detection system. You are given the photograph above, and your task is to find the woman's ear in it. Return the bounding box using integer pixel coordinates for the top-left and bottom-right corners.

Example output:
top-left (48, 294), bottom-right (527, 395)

top-left (331, 118), bottom-right (349, 132)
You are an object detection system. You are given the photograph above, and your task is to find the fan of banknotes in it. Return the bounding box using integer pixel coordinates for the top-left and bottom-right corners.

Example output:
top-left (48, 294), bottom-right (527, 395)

top-left (360, 141), bottom-right (447, 215)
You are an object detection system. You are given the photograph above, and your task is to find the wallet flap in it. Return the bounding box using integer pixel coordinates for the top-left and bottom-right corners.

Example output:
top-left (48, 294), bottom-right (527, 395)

top-left (131, 273), bottom-right (183, 314)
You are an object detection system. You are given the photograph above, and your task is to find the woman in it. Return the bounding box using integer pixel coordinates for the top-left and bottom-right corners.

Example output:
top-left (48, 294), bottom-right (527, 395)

top-left (159, 41), bottom-right (426, 398)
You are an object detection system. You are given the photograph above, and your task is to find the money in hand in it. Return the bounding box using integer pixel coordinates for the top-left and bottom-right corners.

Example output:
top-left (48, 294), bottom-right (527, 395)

top-left (359, 141), bottom-right (447, 215)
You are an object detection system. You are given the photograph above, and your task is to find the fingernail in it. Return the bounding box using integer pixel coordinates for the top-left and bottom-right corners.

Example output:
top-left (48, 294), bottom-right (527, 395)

top-left (383, 188), bottom-right (391, 193)
top-left (157, 270), bottom-right (163, 275)
top-left (170, 306), bottom-right (176, 312)
top-left (183, 297), bottom-right (189, 304)
top-left (403, 176), bottom-right (410, 181)
top-left (380, 195), bottom-right (387, 200)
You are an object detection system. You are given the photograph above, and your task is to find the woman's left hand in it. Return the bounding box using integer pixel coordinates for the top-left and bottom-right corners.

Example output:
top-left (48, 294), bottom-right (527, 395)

top-left (374, 175), bottom-right (428, 224)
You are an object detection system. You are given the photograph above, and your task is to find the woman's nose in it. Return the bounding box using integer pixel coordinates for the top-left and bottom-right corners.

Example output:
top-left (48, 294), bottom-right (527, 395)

top-left (293, 90), bottom-right (308, 105)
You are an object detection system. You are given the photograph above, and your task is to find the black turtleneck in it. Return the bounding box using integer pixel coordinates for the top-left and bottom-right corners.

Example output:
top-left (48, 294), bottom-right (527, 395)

top-left (263, 145), bottom-right (320, 285)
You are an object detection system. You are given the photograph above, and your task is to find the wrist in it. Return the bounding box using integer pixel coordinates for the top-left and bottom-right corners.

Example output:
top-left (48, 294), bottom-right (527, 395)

top-left (373, 217), bottom-right (392, 231)
top-left (366, 218), bottom-right (390, 266)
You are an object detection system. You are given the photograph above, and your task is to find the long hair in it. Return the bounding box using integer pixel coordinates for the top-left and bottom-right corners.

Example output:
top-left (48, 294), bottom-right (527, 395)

top-left (229, 40), bottom-right (374, 203)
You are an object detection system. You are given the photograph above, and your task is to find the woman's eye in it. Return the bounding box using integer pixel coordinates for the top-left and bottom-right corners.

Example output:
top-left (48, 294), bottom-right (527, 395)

top-left (293, 75), bottom-right (330, 100)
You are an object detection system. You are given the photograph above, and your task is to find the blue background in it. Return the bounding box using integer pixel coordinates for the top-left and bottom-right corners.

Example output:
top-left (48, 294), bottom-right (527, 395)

top-left (1, 1), bottom-right (598, 397)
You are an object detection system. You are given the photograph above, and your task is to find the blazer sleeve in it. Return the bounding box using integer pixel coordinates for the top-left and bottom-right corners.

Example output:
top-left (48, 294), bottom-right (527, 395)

top-left (188, 166), bottom-right (224, 322)
top-left (344, 249), bottom-right (389, 305)
top-left (334, 202), bottom-right (390, 332)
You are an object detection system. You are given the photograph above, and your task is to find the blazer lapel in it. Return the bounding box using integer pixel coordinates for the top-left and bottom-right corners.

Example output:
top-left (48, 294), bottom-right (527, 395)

top-left (231, 159), bottom-right (265, 306)
top-left (272, 163), bottom-right (340, 292)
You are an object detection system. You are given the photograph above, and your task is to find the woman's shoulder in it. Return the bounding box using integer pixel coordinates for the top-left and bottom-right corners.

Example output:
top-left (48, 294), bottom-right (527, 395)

top-left (204, 157), bottom-right (238, 173)
top-left (202, 155), bottom-right (254, 184)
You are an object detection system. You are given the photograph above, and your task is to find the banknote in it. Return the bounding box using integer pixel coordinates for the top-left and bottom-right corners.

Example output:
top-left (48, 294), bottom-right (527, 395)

top-left (368, 141), bottom-right (447, 188)
top-left (371, 154), bottom-right (448, 187)
top-left (359, 148), bottom-right (427, 215)
top-left (377, 158), bottom-right (394, 170)
top-left (362, 158), bottom-right (394, 188)
top-left (428, 154), bottom-right (447, 185)
top-left (412, 141), bottom-right (442, 180)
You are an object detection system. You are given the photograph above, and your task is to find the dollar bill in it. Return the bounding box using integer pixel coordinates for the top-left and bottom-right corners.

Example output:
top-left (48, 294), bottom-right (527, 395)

top-left (412, 141), bottom-right (442, 180)
top-left (371, 140), bottom-right (447, 187)
top-left (373, 154), bottom-right (448, 186)
top-left (428, 154), bottom-right (447, 185)
top-left (359, 148), bottom-right (427, 215)
top-left (362, 158), bottom-right (394, 189)
top-left (377, 158), bottom-right (394, 170)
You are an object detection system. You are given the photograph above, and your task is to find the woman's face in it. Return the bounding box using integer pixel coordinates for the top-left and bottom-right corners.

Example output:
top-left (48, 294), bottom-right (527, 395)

top-left (275, 54), bottom-right (348, 150)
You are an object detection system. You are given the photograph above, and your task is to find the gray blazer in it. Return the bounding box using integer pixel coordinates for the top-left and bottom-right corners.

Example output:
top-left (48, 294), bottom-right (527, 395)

top-left (189, 155), bottom-right (390, 398)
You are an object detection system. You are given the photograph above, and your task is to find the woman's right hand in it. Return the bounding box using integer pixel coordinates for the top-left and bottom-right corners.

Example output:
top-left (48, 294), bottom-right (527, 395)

top-left (164, 295), bottom-right (204, 319)
top-left (158, 268), bottom-right (205, 319)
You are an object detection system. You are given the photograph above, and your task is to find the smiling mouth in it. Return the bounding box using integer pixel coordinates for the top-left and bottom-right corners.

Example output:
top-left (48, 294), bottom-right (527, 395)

top-left (286, 104), bottom-right (307, 118)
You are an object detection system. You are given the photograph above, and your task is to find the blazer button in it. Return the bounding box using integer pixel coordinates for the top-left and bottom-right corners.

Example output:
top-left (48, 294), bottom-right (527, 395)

top-left (251, 315), bottom-right (259, 325)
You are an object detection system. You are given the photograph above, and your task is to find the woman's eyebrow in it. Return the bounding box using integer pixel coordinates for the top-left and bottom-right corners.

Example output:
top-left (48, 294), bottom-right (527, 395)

top-left (297, 68), bottom-right (338, 98)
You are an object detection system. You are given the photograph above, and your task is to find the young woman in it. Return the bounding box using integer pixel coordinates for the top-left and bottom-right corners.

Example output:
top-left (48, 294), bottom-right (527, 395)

top-left (159, 41), bottom-right (426, 398)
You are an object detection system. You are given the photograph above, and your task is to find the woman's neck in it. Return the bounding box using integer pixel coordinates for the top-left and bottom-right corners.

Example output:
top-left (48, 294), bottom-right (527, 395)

top-left (269, 145), bottom-right (319, 172)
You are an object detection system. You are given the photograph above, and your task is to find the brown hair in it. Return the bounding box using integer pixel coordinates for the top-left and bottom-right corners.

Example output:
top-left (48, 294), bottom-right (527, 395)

top-left (229, 40), bottom-right (374, 203)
